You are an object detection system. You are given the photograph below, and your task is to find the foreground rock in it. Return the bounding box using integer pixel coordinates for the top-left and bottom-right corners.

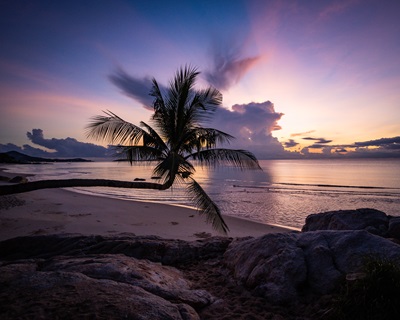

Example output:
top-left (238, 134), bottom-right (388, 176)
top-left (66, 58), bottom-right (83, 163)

top-left (1, 209), bottom-right (400, 319)
top-left (225, 230), bottom-right (400, 305)
top-left (302, 208), bottom-right (400, 238)
top-left (1, 261), bottom-right (201, 320)
top-left (0, 236), bottom-right (227, 320)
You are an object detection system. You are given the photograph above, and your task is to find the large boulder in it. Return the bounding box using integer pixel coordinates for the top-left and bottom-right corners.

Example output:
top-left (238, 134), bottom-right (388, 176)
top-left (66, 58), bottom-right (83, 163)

top-left (0, 235), bottom-right (232, 319)
top-left (0, 253), bottom-right (212, 319)
top-left (224, 233), bottom-right (306, 304)
top-left (40, 254), bottom-right (214, 308)
top-left (301, 208), bottom-right (389, 236)
top-left (389, 217), bottom-right (400, 239)
top-left (224, 230), bottom-right (400, 304)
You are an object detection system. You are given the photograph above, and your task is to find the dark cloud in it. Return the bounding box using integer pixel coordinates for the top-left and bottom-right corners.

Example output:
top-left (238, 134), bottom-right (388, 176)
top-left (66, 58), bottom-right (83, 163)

top-left (26, 129), bottom-right (109, 158)
top-left (298, 135), bottom-right (400, 158)
top-left (354, 136), bottom-right (400, 147)
top-left (284, 139), bottom-right (299, 148)
top-left (205, 43), bottom-right (260, 91)
top-left (302, 137), bottom-right (332, 144)
top-left (109, 68), bottom-right (154, 110)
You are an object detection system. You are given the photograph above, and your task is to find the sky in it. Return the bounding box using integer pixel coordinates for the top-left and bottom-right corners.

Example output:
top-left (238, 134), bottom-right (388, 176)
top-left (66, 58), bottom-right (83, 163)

top-left (0, 0), bottom-right (399, 159)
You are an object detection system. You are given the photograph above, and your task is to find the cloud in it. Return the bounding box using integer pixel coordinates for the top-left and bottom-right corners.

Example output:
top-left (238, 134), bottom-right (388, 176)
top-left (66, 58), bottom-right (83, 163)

top-left (318, 0), bottom-right (360, 21)
top-left (302, 137), bottom-right (333, 144)
top-left (284, 139), bottom-right (299, 148)
top-left (290, 130), bottom-right (315, 137)
top-left (298, 136), bottom-right (400, 158)
top-left (109, 68), bottom-right (154, 110)
top-left (25, 129), bottom-right (109, 157)
top-left (354, 136), bottom-right (400, 148)
top-left (205, 42), bottom-right (260, 91)
top-left (211, 101), bottom-right (287, 158)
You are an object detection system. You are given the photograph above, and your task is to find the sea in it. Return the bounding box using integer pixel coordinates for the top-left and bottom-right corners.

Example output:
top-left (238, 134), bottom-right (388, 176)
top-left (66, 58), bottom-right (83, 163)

top-left (2, 159), bottom-right (400, 230)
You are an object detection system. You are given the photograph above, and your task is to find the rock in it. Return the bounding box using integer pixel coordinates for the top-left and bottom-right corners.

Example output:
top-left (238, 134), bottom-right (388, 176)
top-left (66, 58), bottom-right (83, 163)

top-left (0, 255), bottom-right (206, 319)
top-left (0, 234), bottom-right (231, 264)
top-left (301, 208), bottom-right (389, 236)
top-left (40, 254), bottom-right (214, 308)
top-left (8, 176), bottom-right (28, 183)
top-left (224, 233), bottom-right (306, 304)
top-left (0, 261), bottom-right (199, 320)
top-left (0, 235), bottom-right (232, 319)
top-left (225, 230), bottom-right (400, 304)
top-left (389, 217), bottom-right (400, 239)
top-left (2, 231), bottom-right (400, 317)
top-left (297, 230), bottom-right (400, 294)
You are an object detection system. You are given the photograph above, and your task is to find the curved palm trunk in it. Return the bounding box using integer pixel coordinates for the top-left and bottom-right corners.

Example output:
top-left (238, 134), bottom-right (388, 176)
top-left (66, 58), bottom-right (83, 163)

top-left (0, 179), bottom-right (173, 196)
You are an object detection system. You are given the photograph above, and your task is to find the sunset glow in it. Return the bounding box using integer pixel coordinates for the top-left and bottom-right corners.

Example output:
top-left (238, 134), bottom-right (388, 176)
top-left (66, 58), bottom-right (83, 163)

top-left (1, 0), bottom-right (399, 159)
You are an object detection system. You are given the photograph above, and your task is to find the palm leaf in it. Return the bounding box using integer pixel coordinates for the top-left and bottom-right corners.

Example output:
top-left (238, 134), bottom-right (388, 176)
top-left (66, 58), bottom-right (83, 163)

top-left (188, 148), bottom-right (261, 170)
top-left (186, 177), bottom-right (229, 234)
top-left (113, 145), bottom-right (163, 164)
top-left (140, 121), bottom-right (168, 151)
top-left (152, 153), bottom-right (195, 186)
top-left (86, 110), bottom-right (147, 145)
top-left (179, 127), bottom-right (234, 153)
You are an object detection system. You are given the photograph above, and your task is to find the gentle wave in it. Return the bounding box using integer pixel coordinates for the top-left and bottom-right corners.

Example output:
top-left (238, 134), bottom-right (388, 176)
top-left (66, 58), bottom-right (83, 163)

top-left (276, 182), bottom-right (400, 190)
top-left (3, 159), bottom-right (400, 229)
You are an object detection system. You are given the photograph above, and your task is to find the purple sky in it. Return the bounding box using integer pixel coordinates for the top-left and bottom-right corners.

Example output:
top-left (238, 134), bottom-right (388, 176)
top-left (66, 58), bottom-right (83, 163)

top-left (0, 0), bottom-right (399, 159)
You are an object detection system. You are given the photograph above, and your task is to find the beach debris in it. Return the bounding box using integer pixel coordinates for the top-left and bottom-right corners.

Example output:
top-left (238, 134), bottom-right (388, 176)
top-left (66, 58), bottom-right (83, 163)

top-left (8, 176), bottom-right (28, 183)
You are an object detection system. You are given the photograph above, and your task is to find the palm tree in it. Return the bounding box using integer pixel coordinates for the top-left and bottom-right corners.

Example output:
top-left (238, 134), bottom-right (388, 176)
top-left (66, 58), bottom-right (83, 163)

top-left (0, 66), bottom-right (260, 233)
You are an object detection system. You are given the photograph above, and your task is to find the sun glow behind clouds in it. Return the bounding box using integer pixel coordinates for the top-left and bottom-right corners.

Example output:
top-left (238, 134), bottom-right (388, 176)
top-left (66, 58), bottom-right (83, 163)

top-left (0, 0), bottom-right (399, 158)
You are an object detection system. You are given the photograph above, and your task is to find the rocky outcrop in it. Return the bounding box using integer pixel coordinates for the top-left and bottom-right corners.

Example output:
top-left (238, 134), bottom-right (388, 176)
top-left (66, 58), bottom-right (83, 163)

top-left (0, 234), bottom-right (231, 264)
top-left (224, 230), bottom-right (400, 304)
top-left (302, 208), bottom-right (391, 235)
top-left (0, 258), bottom-right (201, 320)
top-left (302, 208), bottom-right (400, 241)
top-left (2, 214), bottom-right (400, 318)
top-left (0, 236), bottom-right (224, 320)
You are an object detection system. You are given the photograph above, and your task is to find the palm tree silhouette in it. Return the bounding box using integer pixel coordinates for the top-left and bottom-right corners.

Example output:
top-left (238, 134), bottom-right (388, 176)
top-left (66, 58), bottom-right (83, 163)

top-left (0, 66), bottom-right (260, 233)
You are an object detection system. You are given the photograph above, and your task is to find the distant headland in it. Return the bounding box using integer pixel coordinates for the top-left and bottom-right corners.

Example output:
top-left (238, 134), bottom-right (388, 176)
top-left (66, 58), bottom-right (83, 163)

top-left (0, 151), bottom-right (92, 164)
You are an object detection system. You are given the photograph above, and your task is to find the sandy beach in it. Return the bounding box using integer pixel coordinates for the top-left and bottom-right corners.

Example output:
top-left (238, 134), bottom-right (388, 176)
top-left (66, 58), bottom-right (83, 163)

top-left (0, 169), bottom-right (293, 241)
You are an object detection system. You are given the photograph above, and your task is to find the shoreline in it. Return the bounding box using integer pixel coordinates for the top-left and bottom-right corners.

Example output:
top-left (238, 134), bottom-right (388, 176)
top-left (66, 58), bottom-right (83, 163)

top-left (0, 169), bottom-right (294, 241)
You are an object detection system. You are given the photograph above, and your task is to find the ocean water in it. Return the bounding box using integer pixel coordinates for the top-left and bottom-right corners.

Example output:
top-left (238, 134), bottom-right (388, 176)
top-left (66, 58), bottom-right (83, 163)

top-left (2, 159), bottom-right (400, 229)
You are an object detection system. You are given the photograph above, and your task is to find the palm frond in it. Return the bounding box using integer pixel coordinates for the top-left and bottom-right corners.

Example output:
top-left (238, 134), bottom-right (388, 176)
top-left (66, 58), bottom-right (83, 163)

top-left (152, 153), bottom-right (195, 186)
top-left (186, 177), bottom-right (229, 234)
top-left (113, 145), bottom-right (163, 164)
top-left (140, 121), bottom-right (168, 151)
top-left (188, 148), bottom-right (261, 170)
top-left (187, 87), bottom-right (222, 123)
top-left (151, 79), bottom-right (176, 145)
top-left (183, 127), bottom-right (235, 151)
top-left (86, 110), bottom-right (146, 145)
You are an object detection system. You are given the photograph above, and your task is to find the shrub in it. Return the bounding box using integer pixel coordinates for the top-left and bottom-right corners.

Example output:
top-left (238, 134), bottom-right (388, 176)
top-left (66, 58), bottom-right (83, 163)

top-left (329, 257), bottom-right (400, 320)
